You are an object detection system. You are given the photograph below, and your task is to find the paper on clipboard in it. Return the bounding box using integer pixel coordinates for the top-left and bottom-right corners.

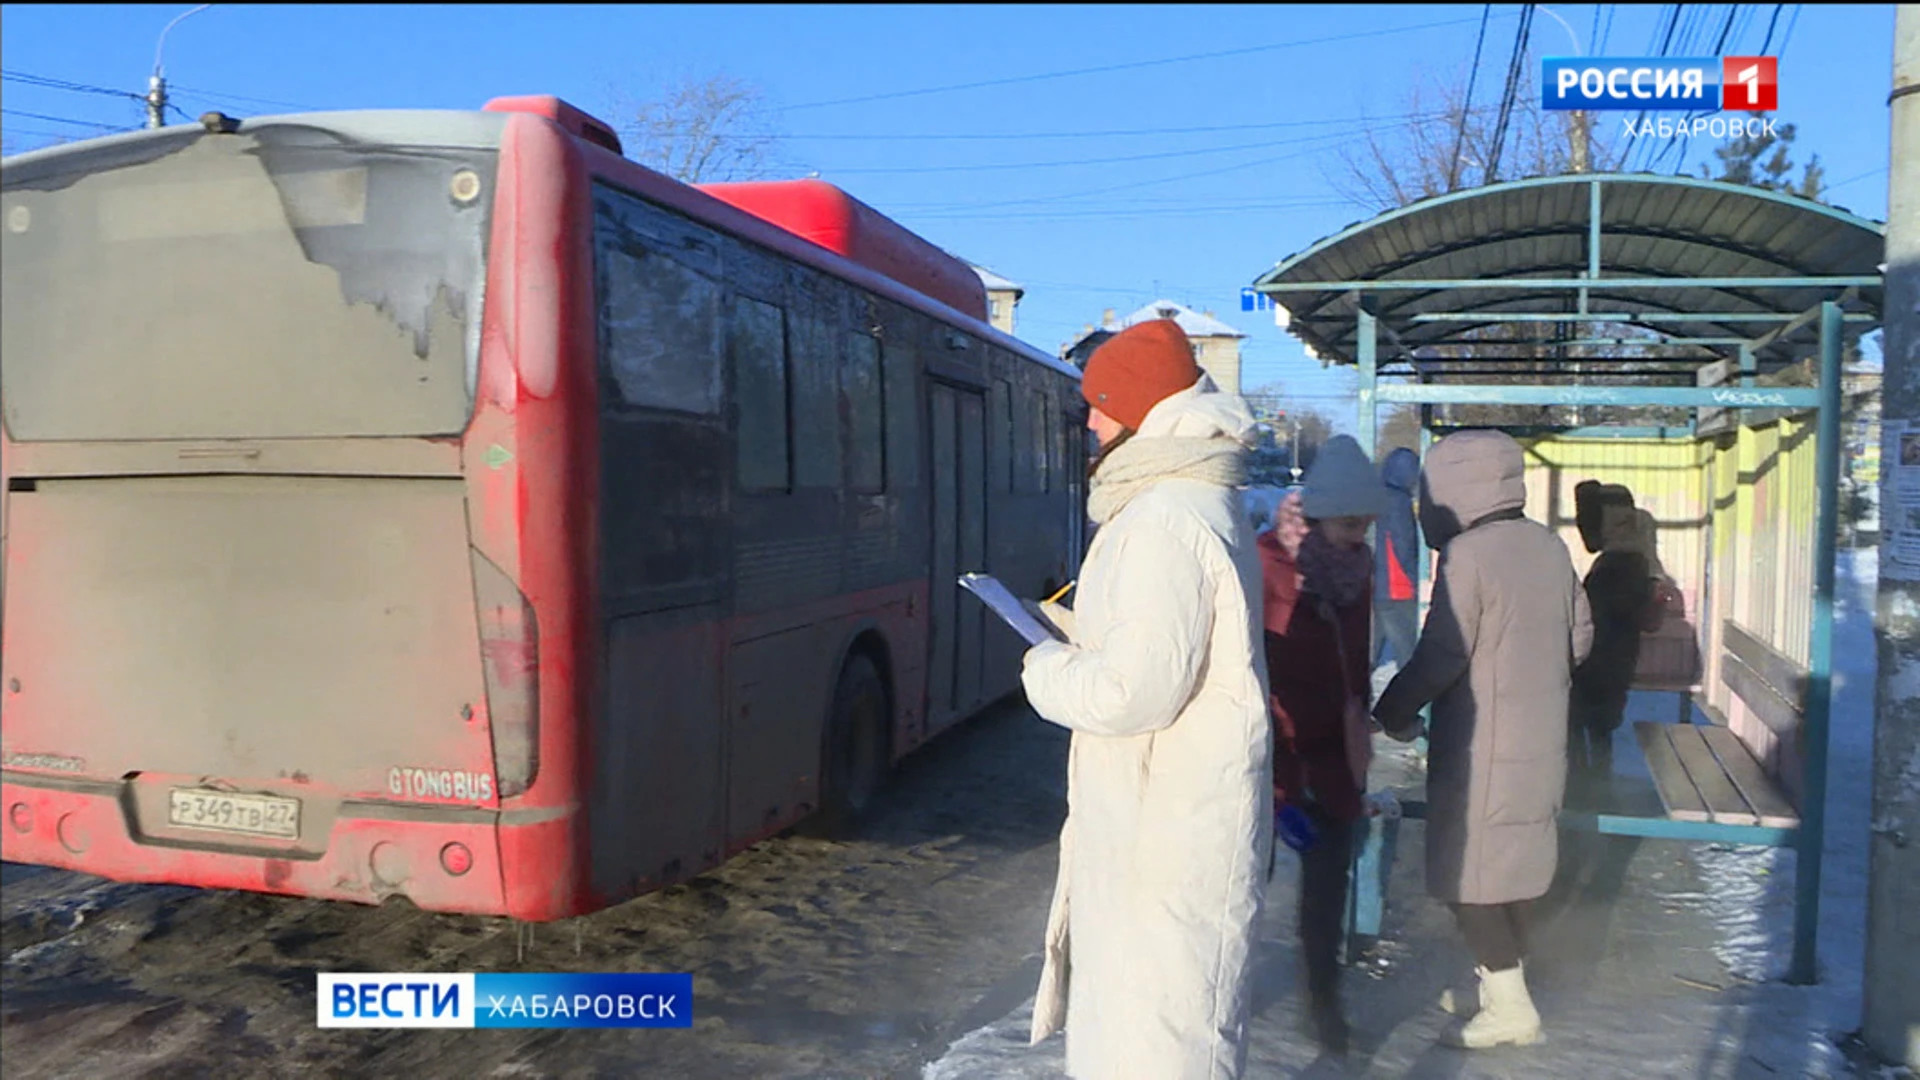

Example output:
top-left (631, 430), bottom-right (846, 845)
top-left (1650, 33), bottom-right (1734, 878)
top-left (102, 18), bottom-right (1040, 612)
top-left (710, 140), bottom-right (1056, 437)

top-left (958, 573), bottom-right (1065, 647)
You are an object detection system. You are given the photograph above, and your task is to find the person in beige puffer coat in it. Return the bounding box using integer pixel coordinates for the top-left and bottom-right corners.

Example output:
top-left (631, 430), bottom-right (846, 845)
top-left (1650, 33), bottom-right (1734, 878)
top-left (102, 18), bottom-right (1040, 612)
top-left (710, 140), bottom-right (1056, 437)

top-left (1373, 430), bottom-right (1593, 1050)
top-left (1020, 318), bottom-right (1271, 1080)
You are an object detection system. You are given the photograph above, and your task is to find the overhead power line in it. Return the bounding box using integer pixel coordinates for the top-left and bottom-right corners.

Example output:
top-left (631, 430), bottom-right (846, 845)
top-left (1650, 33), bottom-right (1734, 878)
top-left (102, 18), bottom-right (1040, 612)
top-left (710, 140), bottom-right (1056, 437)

top-left (1447, 4), bottom-right (1494, 191)
top-left (826, 125), bottom-right (1432, 176)
top-left (1758, 3), bottom-right (1786, 55)
top-left (1485, 3), bottom-right (1536, 183)
top-left (2, 69), bottom-right (144, 101)
top-left (165, 83), bottom-right (326, 113)
top-left (885, 132), bottom-right (1361, 214)
top-left (1, 107), bottom-right (127, 131)
top-left (780, 12), bottom-right (1516, 111)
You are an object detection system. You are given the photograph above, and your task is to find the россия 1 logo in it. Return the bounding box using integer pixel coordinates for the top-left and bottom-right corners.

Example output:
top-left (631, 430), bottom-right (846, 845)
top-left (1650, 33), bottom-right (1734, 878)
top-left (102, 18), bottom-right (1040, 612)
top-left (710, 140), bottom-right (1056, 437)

top-left (1542, 57), bottom-right (1778, 111)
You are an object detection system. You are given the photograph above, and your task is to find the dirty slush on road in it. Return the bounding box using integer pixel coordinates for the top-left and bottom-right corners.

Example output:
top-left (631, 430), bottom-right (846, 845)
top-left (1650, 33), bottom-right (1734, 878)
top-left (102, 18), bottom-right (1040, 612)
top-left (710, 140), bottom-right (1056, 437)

top-left (1, 699), bottom-right (1069, 1080)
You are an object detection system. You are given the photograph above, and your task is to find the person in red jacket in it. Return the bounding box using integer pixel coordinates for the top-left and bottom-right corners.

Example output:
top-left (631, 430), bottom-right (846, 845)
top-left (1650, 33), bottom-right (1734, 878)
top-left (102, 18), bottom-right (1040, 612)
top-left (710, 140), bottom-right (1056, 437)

top-left (1257, 435), bottom-right (1394, 1056)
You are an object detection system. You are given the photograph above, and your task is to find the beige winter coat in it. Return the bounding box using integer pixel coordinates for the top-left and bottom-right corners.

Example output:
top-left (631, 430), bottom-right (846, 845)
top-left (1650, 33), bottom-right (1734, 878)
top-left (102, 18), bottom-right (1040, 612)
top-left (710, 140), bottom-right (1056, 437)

top-left (1373, 430), bottom-right (1594, 906)
top-left (1020, 380), bottom-right (1273, 1080)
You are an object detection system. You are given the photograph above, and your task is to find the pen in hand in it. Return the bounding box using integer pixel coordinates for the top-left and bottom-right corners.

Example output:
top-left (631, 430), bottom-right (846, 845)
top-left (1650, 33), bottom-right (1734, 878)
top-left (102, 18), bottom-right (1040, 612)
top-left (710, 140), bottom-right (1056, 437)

top-left (1043, 580), bottom-right (1076, 605)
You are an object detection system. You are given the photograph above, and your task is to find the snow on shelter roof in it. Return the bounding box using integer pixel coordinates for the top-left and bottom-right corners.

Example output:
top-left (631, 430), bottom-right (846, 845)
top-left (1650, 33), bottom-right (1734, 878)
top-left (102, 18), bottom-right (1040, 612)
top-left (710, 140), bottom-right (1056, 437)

top-left (1251, 173), bottom-right (1884, 369)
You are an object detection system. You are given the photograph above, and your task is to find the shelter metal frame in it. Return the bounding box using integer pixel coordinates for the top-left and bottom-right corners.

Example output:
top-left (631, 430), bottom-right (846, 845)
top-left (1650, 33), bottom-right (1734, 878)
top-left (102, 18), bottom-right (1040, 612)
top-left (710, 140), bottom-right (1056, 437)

top-left (1252, 173), bottom-right (1885, 985)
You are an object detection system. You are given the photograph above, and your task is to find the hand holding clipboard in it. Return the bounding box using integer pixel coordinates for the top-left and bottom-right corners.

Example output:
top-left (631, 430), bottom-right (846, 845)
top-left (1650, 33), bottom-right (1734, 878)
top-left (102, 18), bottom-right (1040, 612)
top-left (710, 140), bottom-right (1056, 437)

top-left (958, 573), bottom-right (1069, 647)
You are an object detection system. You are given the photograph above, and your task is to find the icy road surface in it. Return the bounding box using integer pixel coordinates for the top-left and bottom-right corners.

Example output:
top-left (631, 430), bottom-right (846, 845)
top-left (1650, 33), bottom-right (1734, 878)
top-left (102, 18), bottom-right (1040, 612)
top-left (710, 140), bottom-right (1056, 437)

top-left (2, 698), bottom-right (1069, 1080)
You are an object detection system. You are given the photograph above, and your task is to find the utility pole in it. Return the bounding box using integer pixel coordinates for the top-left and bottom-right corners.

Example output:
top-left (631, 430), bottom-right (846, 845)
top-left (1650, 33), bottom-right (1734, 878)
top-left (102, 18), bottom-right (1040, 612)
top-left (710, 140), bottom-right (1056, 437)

top-left (146, 4), bottom-right (212, 129)
top-left (1866, 3), bottom-right (1920, 1070)
top-left (1538, 6), bottom-right (1591, 171)
top-left (144, 74), bottom-right (168, 130)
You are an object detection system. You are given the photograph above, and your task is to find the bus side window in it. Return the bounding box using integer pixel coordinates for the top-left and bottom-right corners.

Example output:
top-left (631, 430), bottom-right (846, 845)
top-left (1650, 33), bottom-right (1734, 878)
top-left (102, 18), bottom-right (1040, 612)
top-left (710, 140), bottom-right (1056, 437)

top-left (599, 245), bottom-right (722, 416)
top-left (787, 274), bottom-right (843, 489)
top-left (992, 379), bottom-right (1015, 493)
top-left (881, 334), bottom-right (920, 491)
top-left (845, 333), bottom-right (885, 494)
top-left (730, 295), bottom-right (791, 492)
top-left (1041, 394), bottom-right (1058, 494)
top-left (1015, 385), bottom-right (1045, 495)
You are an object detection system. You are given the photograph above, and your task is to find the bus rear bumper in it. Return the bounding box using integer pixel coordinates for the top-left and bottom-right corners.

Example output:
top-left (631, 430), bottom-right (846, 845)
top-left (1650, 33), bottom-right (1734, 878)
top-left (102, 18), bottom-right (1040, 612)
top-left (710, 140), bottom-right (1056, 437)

top-left (0, 773), bottom-right (579, 919)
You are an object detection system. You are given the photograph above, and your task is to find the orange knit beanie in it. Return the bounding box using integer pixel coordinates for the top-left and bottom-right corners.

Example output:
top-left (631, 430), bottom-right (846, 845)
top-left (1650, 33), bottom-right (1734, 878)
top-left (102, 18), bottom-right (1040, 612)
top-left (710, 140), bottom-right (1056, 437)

top-left (1081, 319), bottom-right (1201, 430)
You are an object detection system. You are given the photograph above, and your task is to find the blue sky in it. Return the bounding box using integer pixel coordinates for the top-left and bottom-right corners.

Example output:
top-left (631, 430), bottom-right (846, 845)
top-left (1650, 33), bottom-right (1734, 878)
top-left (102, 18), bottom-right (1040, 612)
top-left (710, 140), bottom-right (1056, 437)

top-left (0, 3), bottom-right (1897, 426)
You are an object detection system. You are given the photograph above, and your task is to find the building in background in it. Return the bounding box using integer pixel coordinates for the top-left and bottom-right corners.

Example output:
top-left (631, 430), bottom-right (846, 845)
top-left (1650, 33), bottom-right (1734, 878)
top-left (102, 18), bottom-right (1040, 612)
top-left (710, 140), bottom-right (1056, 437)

top-left (1059, 300), bottom-right (1248, 395)
top-left (968, 264), bottom-right (1024, 336)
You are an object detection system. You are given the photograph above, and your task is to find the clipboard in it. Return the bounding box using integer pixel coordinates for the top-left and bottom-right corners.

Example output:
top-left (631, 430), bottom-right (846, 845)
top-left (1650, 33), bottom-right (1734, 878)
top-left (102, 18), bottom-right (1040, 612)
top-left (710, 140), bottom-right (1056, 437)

top-left (958, 573), bottom-right (1066, 647)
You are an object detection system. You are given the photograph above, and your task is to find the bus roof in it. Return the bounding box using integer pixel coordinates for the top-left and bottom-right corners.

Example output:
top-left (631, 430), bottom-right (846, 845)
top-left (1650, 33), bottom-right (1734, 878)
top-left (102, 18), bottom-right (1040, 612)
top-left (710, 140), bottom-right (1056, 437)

top-left (697, 179), bottom-right (990, 325)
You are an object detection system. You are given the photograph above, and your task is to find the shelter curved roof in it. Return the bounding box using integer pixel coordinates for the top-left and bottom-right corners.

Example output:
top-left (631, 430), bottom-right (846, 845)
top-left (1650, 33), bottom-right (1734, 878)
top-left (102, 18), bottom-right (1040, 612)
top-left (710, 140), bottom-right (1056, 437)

top-left (1252, 173), bottom-right (1885, 367)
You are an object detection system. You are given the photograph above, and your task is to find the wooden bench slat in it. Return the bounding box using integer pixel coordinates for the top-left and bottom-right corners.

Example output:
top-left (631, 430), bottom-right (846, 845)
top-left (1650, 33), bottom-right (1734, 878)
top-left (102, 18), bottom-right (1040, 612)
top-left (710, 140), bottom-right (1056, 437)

top-left (1722, 620), bottom-right (1810, 707)
top-left (1700, 725), bottom-right (1801, 829)
top-left (1664, 724), bottom-right (1760, 826)
top-left (1720, 652), bottom-right (1805, 736)
top-left (1633, 722), bottom-right (1710, 822)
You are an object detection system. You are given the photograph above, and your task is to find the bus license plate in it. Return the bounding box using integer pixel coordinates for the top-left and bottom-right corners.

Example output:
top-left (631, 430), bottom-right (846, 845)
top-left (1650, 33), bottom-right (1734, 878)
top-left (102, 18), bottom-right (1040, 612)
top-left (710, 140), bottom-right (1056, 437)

top-left (167, 788), bottom-right (300, 840)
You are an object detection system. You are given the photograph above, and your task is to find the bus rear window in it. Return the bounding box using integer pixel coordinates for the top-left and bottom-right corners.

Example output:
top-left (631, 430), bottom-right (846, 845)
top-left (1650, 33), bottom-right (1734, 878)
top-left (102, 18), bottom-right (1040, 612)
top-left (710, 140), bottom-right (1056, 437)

top-left (0, 124), bottom-right (496, 442)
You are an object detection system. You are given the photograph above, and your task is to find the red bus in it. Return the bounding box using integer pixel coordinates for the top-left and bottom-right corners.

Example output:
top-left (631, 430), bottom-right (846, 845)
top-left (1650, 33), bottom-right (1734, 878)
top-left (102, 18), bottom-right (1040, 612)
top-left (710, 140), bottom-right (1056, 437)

top-left (0, 96), bottom-right (1086, 920)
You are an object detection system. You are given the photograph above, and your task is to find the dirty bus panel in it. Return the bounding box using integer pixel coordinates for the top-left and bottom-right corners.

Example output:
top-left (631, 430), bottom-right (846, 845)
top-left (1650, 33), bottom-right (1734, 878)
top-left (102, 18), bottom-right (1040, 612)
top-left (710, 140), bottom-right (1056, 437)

top-left (0, 114), bottom-right (524, 916)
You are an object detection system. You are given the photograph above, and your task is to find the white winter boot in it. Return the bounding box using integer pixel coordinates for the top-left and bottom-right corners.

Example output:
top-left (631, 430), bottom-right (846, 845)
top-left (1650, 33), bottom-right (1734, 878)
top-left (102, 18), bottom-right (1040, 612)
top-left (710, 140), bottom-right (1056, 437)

top-left (1445, 964), bottom-right (1542, 1048)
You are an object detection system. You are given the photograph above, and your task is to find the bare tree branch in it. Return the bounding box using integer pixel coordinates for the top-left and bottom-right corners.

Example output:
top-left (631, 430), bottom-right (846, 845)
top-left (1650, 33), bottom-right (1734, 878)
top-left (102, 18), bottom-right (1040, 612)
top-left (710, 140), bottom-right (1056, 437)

top-left (615, 73), bottom-right (788, 184)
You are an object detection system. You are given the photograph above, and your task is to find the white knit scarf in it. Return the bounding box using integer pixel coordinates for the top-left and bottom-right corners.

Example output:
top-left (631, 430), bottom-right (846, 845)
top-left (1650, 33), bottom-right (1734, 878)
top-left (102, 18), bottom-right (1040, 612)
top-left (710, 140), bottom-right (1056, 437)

top-left (1086, 434), bottom-right (1247, 525)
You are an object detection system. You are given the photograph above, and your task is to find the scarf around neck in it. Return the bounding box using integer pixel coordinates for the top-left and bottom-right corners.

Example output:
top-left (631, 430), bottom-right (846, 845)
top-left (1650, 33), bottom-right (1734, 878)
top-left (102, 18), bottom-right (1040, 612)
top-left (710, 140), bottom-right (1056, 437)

top-left (1086, 434), bottom-right (1246, 525)
top-left (1297, 529), bottom-right (1371, 610)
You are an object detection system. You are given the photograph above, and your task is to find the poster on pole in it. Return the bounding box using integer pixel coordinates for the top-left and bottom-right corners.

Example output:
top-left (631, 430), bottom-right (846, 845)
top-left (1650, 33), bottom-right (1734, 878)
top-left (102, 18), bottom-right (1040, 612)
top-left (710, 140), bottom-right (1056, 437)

top-left (1883, 419), bottom-right (1920, 582)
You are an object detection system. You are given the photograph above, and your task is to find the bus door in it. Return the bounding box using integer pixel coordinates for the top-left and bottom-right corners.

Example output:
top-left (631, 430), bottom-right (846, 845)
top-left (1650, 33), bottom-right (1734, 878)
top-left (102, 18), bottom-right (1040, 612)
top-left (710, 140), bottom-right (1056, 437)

top-left (927, 382), bottom-right (988, 732)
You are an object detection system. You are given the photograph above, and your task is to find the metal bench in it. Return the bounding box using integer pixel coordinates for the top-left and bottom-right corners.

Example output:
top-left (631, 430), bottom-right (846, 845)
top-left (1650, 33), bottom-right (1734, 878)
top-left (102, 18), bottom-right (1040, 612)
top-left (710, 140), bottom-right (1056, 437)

top-left (1566, 620), bottom-right (1807, 846)
top-left (1345, 619), bottom-right (1809, 962)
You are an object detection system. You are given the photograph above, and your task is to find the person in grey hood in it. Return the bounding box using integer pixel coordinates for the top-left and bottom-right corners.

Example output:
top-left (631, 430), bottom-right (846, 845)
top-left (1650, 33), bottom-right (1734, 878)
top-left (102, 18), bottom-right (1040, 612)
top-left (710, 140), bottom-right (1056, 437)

top-left (1373, 430), bottom-right (1593, 1050)
top-left (1374, 447), bottom-right (1423, 668)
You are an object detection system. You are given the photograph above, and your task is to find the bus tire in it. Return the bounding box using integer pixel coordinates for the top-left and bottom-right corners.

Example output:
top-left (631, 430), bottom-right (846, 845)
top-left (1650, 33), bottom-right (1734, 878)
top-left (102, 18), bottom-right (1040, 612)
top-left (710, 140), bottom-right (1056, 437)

top-left (801, 652), bottom-right (889, 839)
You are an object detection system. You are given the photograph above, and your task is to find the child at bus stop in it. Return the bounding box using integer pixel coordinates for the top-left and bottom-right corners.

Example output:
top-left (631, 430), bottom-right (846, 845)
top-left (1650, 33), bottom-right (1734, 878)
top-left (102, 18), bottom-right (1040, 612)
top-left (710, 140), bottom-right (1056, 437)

top-left (1256, 436), bottom-right (1396, 1056)
top-left (1372, 430), bottom-right (1592, 1050)
top-left (1374, 446), bottom-right (1423, 670)
top-left (1020, 318), bottom-right (1271, 1080)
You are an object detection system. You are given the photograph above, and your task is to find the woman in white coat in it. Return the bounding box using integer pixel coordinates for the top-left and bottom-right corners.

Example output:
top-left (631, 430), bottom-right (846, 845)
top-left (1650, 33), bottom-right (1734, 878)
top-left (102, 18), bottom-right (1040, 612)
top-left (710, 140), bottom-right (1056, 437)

top-left (1021, 318), bottom-right (1273, 1080)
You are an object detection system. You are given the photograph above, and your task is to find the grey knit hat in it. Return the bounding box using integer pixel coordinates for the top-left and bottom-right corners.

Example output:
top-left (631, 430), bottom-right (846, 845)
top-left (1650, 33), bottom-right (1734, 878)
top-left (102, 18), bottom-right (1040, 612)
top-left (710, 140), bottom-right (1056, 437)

top-left (1299, 435), bottom-right (1395, 519)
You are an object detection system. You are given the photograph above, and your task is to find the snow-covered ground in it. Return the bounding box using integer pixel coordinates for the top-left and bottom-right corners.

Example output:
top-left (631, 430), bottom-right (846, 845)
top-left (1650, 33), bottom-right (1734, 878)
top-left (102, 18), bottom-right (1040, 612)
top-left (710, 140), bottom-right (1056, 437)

top-left (925, 548), bottom-right (1901, 1079)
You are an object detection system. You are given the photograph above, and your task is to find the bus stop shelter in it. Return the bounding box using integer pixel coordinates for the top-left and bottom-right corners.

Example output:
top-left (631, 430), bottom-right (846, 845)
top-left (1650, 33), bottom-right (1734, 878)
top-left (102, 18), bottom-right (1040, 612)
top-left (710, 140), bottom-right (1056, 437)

top-left (1250, 173), bottom-right (1885, 985)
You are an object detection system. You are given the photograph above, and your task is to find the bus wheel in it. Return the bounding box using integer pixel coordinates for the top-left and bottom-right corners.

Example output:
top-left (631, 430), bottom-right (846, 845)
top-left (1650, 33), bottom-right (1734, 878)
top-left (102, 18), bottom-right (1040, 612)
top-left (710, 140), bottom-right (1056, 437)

top-left (802, 652), bottom-right (889, 838)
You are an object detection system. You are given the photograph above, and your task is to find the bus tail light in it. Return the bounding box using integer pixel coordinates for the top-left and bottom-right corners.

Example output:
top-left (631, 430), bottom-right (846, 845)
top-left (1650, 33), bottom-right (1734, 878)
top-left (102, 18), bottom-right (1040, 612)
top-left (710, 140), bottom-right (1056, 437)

top-left (471, 550), bottom-right (539, 798)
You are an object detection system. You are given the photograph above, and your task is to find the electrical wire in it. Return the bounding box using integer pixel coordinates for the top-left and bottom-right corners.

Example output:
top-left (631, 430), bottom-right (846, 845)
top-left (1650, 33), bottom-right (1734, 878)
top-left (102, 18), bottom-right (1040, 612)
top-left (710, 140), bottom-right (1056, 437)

top-left (1485, 3), bottom-right (1537, 183)
top-left (1711, 5), bottom-right (1740, 54)
top-left (825, 120), bottom-right (1456, 176)
top-left (1757, 3), bottom-right (1785, 55)
top-left (0, 107), bottom-right (127, 131)
top-left (1, 69), bottom-right (144, 101)
top-left (1775, 4), bottom-right (1803, 59)
top-left (165, 83), bottom-right (326, 113)
top-left (1446, 4), bottom-right (1494, 191)
top-left (779, 12), bottom-right (1515, 112)
top-left (887, 131), bottom-right (1361, 214)
top-left (765, 108), bottom-right (1467, 143)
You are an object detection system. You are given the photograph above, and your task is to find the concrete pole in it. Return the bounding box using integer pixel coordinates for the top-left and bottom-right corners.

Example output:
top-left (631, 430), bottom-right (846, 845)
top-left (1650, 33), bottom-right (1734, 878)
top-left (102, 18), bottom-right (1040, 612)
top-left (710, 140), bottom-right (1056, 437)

top-left (1865, 3), bottom-right (1920, 1069)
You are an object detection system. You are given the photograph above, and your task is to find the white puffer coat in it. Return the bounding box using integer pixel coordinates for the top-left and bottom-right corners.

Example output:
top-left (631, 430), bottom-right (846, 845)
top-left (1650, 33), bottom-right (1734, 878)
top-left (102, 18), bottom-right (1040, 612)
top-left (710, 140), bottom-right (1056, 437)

top-left (1020, 379), bottom-right (1273, 1080)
